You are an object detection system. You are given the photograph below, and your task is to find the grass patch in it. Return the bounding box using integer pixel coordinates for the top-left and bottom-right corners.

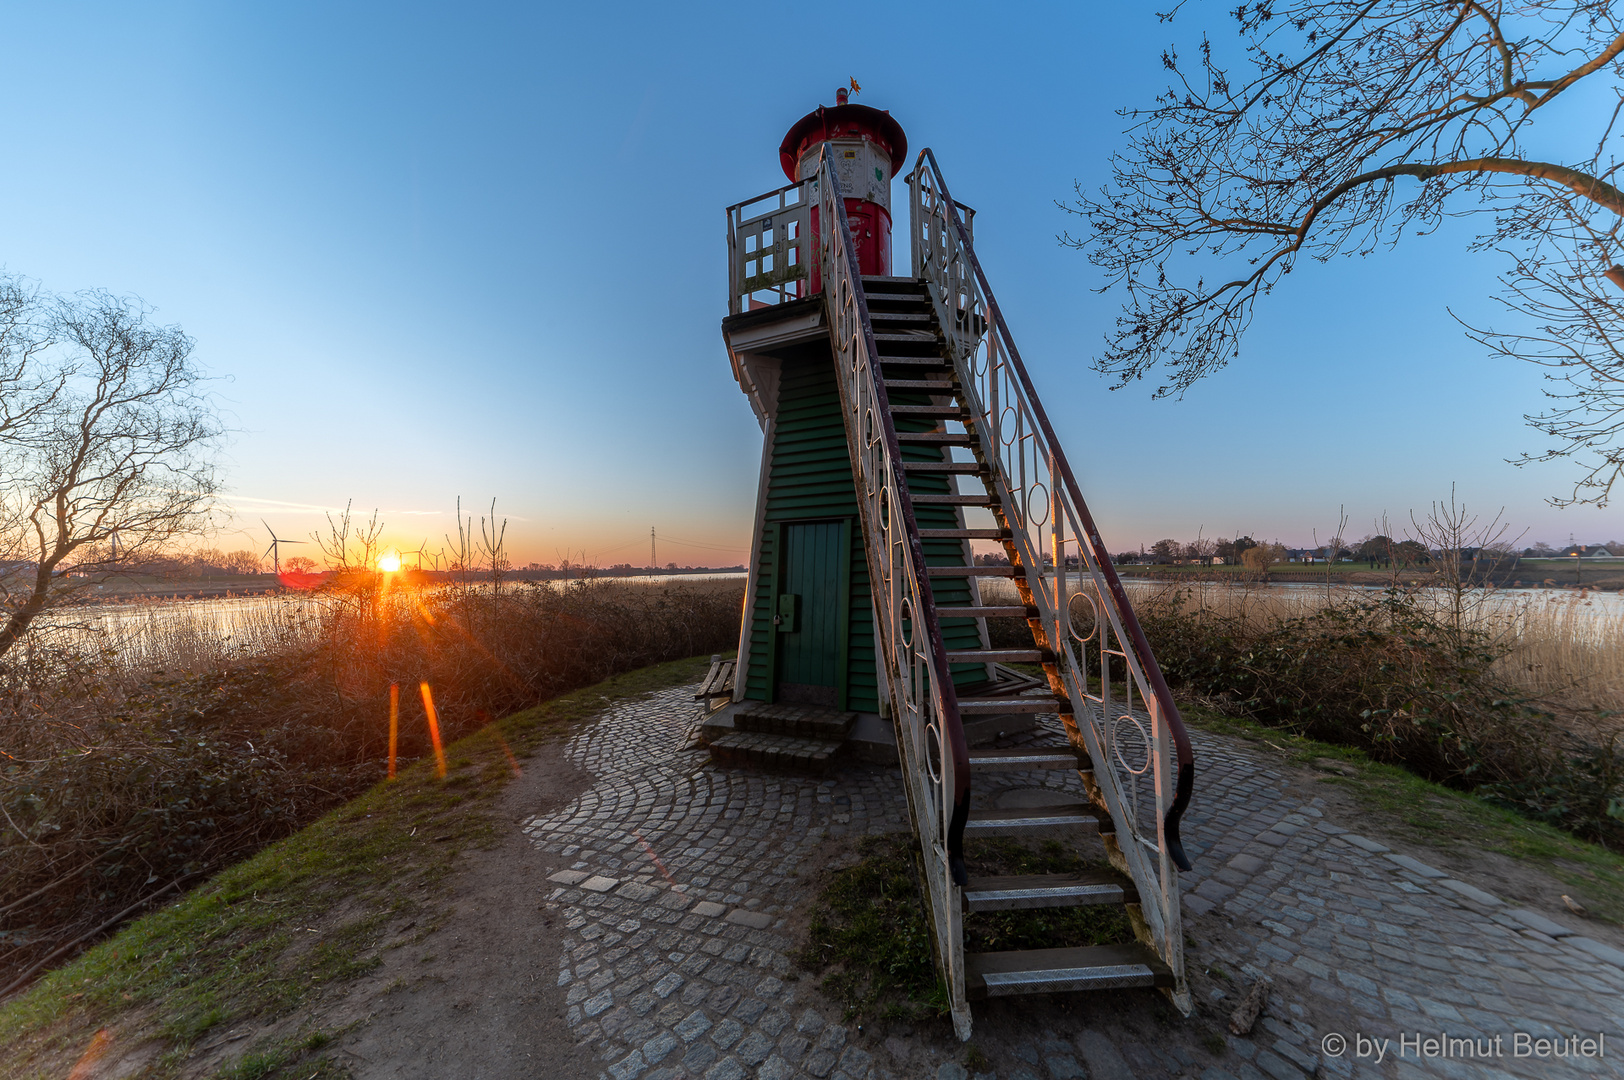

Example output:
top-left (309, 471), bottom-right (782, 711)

top-left (797, 833), bottom-right (1135, 1024)
top-left (0, 654), bottom-right (716, 1079)
top-left (1180, 702), bottom-right (1624, 925)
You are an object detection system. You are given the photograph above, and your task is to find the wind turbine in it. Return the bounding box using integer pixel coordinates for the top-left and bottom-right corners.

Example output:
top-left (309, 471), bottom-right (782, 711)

top-left (261, 520), bottom-right (307, 575)
top-left (409, 543), bottom-right (430, 571)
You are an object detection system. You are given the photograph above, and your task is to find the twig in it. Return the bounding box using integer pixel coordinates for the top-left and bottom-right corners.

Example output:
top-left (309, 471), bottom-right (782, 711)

top-left (0, 873), bottom-right (196, 1000)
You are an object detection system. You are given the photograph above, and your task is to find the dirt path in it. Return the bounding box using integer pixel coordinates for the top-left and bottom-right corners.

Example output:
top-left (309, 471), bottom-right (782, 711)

top-left (130, 680), bottom-right (1621, 1080)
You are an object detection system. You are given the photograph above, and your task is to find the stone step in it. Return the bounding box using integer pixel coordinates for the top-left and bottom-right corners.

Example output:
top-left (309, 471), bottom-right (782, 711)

top-left (733, 703), bottom-right (856, 740)
top-left (963, 870), bottom-right (1137, 912)
top-left (707, 730), bottom-right (843, 774)
top-left (963, 803), bottom-right (1107, 836)
top-left (964, 943), bottom-right (1174, 999)
top-left (967, 746), bottom-right (1087, 772)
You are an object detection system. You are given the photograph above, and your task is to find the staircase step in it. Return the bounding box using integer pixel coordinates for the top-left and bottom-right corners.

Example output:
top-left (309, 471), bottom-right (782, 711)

top-left (869, 311), bottom-right (931, 323)
top-left (905, 462), bottom-right (985, 475)
top-left (863, 292), bottom-right (929, 304)
top-left (963, 871), bottom-right (1137, 912)
top-left (898, 432), bottom-right (976, 446)
top-left (911, 493), bottom-right (996, 506)
top-left (707, 731), bottom-right (843, 774)
top-left (967, 746), bottom-right (1087, 771)
top-left (861, 275), bottom-right (924, 286)
top-left (963, 803), bottom-right (1107, 836)
top-left (936, 605), bottom-right (1032, 618)
top-left (964, 943), bottom-right (1174, 999)
top-left (890, 404), bottom-right (965, 418)
top-left (929, 564), bottom-right (1018, 577)
top-left (947, 648), bottom-right (1046, 663)
top-left (877, 357), bottom-right (952, 370)
top-left (883, 378), bottom-right (957, 390)
top-left (733, 703), bottom-right (856, 739)
top-left (957, 697), bottom-right (1063, 714)
top-left (915, 524), bottom-right (1004, 537)
top-left (873, 331), bottom-right (939, 343)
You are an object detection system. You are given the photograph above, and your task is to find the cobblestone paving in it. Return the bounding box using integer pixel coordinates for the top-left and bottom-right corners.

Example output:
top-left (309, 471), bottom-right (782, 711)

top-left (524, 686), bottom-right (1623, 1080)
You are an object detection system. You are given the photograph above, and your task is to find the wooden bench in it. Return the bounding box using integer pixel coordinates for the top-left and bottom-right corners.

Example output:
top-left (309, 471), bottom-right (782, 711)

top-left (694, 654), bottom-right (736, 710)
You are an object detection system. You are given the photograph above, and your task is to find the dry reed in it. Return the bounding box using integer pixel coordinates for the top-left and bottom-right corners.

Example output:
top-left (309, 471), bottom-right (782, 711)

top-left (0, 577), bottom-right (744, 993)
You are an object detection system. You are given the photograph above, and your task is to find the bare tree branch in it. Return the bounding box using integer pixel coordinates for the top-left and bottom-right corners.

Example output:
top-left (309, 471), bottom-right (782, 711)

top-left (1071, 0), bottom-right (1624, 504)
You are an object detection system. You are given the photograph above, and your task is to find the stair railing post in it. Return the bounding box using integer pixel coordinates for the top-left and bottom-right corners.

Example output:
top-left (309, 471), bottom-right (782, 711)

top-left (816, 149), bottom-right (974, 1041)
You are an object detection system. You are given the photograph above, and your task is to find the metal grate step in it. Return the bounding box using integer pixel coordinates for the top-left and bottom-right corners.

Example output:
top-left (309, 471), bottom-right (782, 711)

top-left (964, 943), bottom-right (1174, 999)
top-left (929, 564), bottom-right (1018, 577)
top-left (962, 870), bottom-right (1137, 912)
top-left (936, 604), bottom-right (1032, 618)
top-left (967, 746), bottom-right (1086, 771)
top-left (963, 803), bottom-right (1107, 835)
top-left (957, 697), bottom-right (1062, 714)
top-left (946, 648), bottom-right (1046, 663)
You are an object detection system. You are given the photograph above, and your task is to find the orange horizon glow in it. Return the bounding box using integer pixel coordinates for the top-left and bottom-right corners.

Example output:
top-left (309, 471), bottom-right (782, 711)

top-left (378, 550), bottom-right (402, 572)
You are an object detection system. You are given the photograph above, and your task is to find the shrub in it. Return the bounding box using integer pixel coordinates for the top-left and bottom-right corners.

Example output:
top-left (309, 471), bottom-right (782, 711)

top-left (0, 579), bottom-right (743, 991)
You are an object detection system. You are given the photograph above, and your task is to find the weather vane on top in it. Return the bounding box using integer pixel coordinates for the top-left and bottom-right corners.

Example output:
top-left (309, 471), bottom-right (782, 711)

top-left (848, 77), bottom-right (860, 97)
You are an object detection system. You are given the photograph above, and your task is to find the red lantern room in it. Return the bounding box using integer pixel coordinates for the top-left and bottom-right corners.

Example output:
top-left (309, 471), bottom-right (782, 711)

top-left (779, 88), bottom-right (908, 291)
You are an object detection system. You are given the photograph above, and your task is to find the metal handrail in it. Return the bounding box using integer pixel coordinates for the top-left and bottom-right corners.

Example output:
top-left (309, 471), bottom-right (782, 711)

top-left (813, 148), bottom-right (974, 1037)
top-left (909, 149), bottom-right (1195, 873)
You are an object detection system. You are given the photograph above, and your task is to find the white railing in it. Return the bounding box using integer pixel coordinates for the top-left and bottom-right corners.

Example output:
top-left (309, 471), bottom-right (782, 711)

top-left (812, 150), bottom-right (976, 1039)
top-left (726, 179), bottom-right (812, 315)
top-left (909, 149), bottom-right (1195, 1011)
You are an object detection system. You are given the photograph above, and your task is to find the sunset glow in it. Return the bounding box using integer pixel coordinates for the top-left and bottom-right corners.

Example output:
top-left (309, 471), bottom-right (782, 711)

top-left (378, 550), bottom-right (401, 572)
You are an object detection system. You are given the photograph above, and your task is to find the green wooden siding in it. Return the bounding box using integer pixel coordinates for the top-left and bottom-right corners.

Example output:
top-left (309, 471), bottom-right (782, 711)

top-left (743, 349), bottom-right (984, 711)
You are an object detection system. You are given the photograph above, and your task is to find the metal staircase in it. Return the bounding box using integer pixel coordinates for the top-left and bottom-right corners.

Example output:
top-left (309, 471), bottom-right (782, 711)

top-left (729, 147), bottom-right (1196, 1040)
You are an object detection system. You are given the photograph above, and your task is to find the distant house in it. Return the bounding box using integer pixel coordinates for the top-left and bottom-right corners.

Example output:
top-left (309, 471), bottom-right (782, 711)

top-left (1558, 545), bottom-right (1617, 559)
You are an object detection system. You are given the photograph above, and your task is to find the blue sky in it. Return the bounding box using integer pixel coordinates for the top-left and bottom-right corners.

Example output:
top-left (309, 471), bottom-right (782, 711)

top-left (0, 2), bottom-right (1615, 566)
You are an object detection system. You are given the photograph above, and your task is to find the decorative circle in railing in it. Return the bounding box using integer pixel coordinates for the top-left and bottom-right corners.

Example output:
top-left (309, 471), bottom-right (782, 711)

top-left (1027, 481), bottom-right (1050, 527)
top-left (1069, 590), bottom-right (1100, 643)
top-left (972, 343), bottom-right (989, 380)
top-left (1112, 712), bottom-right (1152, 776)
top-left (1000, 406), bottom-right (1020, 446)
top-left (879, 491), bottom-right (891, 532)
top-left (899, 595), bottom-right (914, 649)
top-left (925, 718), bottom-right (943, 785)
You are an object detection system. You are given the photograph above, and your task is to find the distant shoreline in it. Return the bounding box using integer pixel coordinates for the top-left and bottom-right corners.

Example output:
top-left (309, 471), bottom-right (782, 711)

top-left (54, 568), bottom-right (750, 606)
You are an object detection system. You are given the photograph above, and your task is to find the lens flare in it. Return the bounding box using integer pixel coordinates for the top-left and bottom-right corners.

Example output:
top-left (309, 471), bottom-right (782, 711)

top-left (67, 1029), bottom-right (113, 1079)
top-left (378, 550), bottom-right (401, 572)
top-left (387, 683), bottom-right (399, 780)
top-left (420, 682), bottom-right (446, 778)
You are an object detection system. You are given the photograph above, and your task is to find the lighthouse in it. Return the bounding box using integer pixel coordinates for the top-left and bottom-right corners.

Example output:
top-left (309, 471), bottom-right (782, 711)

top-left (718, 93), bottom-right (987, 724)
top-left (712, 91), bottom-right (1197, 1039)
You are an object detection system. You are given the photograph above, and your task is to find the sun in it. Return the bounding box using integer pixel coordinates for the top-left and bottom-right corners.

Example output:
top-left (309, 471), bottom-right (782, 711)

top-left (378, 550), bottom-right (401, 573)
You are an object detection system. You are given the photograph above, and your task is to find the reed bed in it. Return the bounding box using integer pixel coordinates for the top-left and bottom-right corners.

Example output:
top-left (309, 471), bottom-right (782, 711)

top-left (980, 577), bottom-right (1624, 716)
top-left (0, 577), bottom-right (744, 994)
top-left (984, 575), bottom-right (1620, 845)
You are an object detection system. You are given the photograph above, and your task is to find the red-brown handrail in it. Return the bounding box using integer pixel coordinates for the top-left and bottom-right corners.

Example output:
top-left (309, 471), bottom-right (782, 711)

top-left (917, 147), bottom-right (1195, 870)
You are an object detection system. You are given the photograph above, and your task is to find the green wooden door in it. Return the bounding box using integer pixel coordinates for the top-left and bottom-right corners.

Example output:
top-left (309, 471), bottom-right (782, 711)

top-left (775, 521), bottom-right (847, 707)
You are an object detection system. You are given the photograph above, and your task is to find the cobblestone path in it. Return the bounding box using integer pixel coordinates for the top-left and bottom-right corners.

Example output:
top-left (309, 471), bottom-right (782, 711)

top-left (526, 685), bottom-right (1622, 1080)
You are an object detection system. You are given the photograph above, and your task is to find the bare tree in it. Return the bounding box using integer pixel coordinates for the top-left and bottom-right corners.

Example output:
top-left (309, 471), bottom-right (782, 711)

top-left (0, 280), bottom-right (221, 658)
top-left (1070, 1), bottom-right (1624, 503)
